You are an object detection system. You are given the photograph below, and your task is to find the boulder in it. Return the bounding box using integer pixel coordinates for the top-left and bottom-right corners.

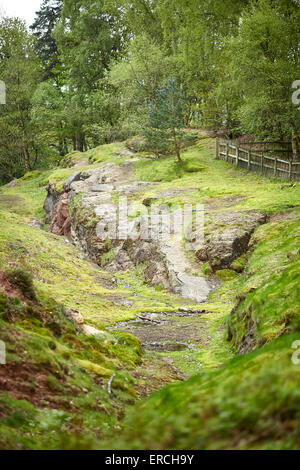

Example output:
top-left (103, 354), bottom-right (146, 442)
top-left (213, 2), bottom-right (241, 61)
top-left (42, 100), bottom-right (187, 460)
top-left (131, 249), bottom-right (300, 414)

top-left (63, 171), bottom-right (82, 190)
top-left (91, 184), bottom-right (114, 192)
top-left (28, 218), bottom-right (44, 230)
top-left (6, 179), bottom-right (18, 188)
top-left (126, 136), bottom-right (149, 153)
top-left (196, 211), bottom-right (267, 270)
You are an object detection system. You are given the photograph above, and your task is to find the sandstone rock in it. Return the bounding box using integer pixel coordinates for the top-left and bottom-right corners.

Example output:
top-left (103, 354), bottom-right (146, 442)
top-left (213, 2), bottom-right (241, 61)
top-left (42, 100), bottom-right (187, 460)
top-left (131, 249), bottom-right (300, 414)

top-left (43, 183), bottom-right (62, 224)
top-left (133, 242), bottom-right (155, 264)
top-left (114, 149), bottom-right (135, 158)
top-left (81, 193), bottom-right (112, 208)
top-left (63, 171), bottom-right (82, 190)
top-left (196, 211), bottom-right (267, 270)
top-left (50, 192), bottom-right (72, 240)
top-left (145, 260), bottom-right (171, 290)
top-left (28, 218), bottom-right (44, 230)
top-left (73, 160), bottom-right (90, 168)
top-left (6, 179), bottom-right (18, 188)
top-left (91, 184), bottom-right (114, 192)
top-left (65, 308), bottom-right (85, 325)
top-left (107, 248), bottom-right (134, 272)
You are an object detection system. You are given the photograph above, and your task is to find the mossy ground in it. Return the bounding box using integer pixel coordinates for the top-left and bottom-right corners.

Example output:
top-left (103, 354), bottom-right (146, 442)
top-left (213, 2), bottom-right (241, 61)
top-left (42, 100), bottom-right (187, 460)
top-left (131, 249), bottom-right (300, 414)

top-left (0, 136), bottom-right (299, 449)
top-left (106, 332), bottom-right (300, 450)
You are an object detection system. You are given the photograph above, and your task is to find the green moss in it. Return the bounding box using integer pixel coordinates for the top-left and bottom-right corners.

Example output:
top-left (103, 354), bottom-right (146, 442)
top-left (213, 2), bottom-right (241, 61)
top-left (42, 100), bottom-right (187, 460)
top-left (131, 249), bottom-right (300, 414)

top-left (231, 254), bottom-right (248, 272)
top-left (1, 136), bottom-right (300, 450)
top-left (105, 332), bottom-right (300, 450)
top-left (20, 171), bottom-right (44, 181)
top-left (216, 269), bottom-right (239, 281)
top-left (183, 158), bottom-right (204, 173)
top-left (76, 359), bottom-right (114, 377)
top-left (228, 217), bottom-right (300, 351)
top-left (201, 262), bottom-right (213, 276)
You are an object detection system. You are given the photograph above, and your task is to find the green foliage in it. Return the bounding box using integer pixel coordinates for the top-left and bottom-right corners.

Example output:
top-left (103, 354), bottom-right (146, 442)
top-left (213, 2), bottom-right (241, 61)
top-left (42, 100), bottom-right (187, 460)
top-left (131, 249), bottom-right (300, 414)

top-left (4, 268), bottom-right (37, 301)
top-left (109, 34), bottom-right (175, 133)
top-left (0, 17), bottom-right (42, 183)
top-left (30, 0), bottom-right (62, 80)
top-left (225, 0), bottom-right (300, 142)
top-left (143, 78), bottom-right (186, 165)
top-left (101, 249), bottom-right (116, 268)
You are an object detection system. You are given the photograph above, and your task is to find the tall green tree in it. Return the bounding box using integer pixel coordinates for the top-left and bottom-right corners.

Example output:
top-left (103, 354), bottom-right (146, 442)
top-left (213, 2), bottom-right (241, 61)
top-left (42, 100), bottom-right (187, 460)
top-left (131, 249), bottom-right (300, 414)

top-left (109, 34), bottom-right (176, 133)
top-left (53, 0), bottom-right (127, 150)
top-left (30, 0), bottom-right (62, 80)
top-left (0, 17), bottom-right (41, 181)
top-left (226, 0), bottom-right (300, 151)
top-left (143, 78), bottom-right (186, 166)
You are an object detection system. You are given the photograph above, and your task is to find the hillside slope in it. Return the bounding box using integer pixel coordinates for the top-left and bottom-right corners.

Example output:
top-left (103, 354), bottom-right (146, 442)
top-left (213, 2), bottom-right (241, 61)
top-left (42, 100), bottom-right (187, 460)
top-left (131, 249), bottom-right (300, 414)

top-left (0, 137), bottom-right (299, 450)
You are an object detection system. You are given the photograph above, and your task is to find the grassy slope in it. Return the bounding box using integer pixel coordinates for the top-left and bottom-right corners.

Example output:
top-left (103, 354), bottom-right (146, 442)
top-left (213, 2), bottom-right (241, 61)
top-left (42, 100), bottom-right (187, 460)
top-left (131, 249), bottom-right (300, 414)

top-left (0, 137), bottom-right (300, 449)
top-left (109, 332), bottom-right (300, 450)
top-left (0, 143), bottom-right (186, 449)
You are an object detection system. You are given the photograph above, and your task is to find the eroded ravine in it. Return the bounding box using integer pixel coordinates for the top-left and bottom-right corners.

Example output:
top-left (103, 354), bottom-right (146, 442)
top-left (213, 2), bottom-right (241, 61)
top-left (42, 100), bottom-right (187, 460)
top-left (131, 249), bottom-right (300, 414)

top-left (44, 158), bottom-right (267, 372)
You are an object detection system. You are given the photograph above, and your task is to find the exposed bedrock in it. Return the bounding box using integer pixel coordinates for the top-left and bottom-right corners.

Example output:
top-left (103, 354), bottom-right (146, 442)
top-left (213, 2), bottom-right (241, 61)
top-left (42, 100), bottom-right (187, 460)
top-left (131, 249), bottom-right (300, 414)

top-left (44, 162), bottom-right (266, 302)
top-left (196, 211), bottom-right (267, 270)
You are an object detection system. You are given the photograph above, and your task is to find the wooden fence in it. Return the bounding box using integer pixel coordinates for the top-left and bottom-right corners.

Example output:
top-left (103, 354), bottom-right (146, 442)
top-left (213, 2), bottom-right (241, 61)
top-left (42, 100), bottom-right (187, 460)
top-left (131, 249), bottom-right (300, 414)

top-left (215, 139), bottom-right (300, 181)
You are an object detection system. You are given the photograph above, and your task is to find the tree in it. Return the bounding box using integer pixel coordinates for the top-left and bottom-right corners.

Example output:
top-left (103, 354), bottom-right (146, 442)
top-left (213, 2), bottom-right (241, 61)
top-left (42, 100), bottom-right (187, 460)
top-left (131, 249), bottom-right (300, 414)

top-left (0, 17), bottom-right (41, 180)
top-left (53, 0), bottom-right (127, 150)
top-left (143, 78), bottom-right (186, 166)
top-left (225, 0), bottom-right (300, 150)
top-left (30, 0), bottom-right (62, 80)
top-left (109, 34), bottom-right (176, 133)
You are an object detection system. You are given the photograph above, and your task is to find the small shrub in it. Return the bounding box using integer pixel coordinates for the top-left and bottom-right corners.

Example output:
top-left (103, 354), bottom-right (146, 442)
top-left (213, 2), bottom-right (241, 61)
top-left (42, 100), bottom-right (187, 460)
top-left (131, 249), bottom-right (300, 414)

top-left (4, 268), bottom-right (37, 301)
top-left (47, 374), bottom-right (63, 392)
top-left (101, 248), bottom-right (116, 267)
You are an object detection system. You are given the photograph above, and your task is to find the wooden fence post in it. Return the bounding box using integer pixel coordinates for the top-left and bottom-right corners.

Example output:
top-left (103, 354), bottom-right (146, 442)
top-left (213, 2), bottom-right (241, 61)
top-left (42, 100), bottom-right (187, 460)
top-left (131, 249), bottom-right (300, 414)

top-left (261, 154), bottom-right (264, 174)
top-left (215, 138), bottom-right (219, 159)
top-left (274, 158), bottom-right (277, 177)
top-left (247, 150), bottom-right (251, 170)
top-left (236, 147), bottom-right (239, 166)
top-left (289, 161), bottom-right (292, 180)
top-left (226, 142), bottom-right (229, 162)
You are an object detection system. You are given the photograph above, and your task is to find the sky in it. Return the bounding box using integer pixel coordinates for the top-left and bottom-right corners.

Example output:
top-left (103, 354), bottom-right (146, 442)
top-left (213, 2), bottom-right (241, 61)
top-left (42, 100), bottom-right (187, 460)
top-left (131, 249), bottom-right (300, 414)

top-left (0, 0), bottom-right (42, 26)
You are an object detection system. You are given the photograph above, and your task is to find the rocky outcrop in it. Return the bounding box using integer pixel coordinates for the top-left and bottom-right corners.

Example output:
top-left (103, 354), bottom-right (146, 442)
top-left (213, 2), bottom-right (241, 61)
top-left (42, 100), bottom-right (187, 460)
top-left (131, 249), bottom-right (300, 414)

top-left (44, 160), bottom-right (266, 304)
top-left (64, 307), bottom-right (117, 341)
top-left (126, 136), bottom-right (149, 153)
top-left (196, 211), bottom-right (267, 270)
top-left (49, 193), bottom-right (72, 239)
top-left (43, 184), bottom-right (61, 224)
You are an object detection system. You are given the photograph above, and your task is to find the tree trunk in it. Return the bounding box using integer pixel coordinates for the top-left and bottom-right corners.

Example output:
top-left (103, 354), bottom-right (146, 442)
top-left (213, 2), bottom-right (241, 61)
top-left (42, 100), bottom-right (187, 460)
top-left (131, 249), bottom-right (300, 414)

top-left (176, 148), bottom-right (183, 167)
top-left (76, 130), bottom-right (84, 152)
top-left (292, 127), bottom-right (300, 161)
top-left (23, 143), bottom-right (32, 172)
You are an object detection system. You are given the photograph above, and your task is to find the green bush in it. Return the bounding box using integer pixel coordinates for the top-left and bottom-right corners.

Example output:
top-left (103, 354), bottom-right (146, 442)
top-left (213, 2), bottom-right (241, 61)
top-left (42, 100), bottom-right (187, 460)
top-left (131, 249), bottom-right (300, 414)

top-left (4, 268), bottom-right (37, 301)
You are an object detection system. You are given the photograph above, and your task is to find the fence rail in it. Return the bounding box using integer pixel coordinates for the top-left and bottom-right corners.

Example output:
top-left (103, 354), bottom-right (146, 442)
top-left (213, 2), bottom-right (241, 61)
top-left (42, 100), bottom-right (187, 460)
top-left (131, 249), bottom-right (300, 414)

top-left (215, 139), bottom-right (300, 181)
